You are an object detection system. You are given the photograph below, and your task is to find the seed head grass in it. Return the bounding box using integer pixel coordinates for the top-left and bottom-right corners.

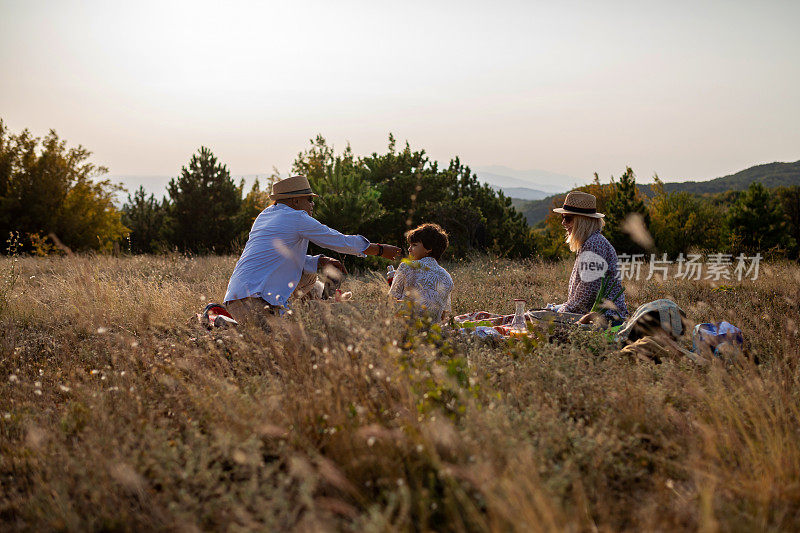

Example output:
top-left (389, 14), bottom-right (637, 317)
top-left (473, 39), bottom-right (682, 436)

top-left (1, 254), bottom-right (799, 531)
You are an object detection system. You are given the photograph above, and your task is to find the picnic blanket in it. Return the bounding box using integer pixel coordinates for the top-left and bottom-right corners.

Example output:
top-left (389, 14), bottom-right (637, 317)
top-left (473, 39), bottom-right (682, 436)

top-left (454, 309), bottom-right (583, 338)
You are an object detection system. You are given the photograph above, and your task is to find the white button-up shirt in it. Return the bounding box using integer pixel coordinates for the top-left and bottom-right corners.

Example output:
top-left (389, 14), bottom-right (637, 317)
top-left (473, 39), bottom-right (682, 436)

top-left (224, 203), bottom-right (369, 306)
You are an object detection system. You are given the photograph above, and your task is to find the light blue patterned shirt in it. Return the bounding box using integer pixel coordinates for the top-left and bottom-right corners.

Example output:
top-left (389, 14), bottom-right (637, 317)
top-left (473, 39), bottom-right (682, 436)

top-left (224, 203), bottom-right (369, 306)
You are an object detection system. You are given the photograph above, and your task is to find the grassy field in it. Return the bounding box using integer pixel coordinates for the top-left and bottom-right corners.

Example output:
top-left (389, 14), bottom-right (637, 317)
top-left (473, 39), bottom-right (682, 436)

top-left (1, 254), bottom-right (800, 531)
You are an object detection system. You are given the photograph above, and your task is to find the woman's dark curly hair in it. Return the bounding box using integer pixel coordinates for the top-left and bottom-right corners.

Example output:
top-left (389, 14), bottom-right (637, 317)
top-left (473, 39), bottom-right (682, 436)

top-left (405, 223), bottom-right (449, 260)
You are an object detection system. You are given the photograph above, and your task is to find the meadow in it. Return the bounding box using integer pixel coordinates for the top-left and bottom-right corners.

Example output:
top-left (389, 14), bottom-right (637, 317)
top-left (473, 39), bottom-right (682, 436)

top-left (1, 254), bottom-right (799, 531)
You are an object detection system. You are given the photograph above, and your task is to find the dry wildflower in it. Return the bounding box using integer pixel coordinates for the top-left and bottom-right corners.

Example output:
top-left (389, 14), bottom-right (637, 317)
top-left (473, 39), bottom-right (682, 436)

top-left (25, 426), bottom-right (46, 449)
top-left (288, 455), bottom-right (315, 482)
top-left (315, 497), bottom-right (359, 519)
top-left (109, 463), bottom-right (146, 493)
top-left (1, 254), bottom-right (798, 531)
top-left (232, 450), bottom-right (248, 465)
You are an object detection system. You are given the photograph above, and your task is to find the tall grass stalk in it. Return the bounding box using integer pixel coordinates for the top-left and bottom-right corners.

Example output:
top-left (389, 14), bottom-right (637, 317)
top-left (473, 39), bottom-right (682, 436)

top-left (1, 255), bottom-right (799, 530)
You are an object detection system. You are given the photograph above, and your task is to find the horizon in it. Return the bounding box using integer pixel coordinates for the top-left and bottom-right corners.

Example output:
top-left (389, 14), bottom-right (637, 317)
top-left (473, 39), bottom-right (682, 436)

top-left (2, 1), bottom-right (799, 187)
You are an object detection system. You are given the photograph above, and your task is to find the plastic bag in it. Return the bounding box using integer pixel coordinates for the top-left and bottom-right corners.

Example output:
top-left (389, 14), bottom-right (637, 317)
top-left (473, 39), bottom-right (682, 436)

top-left (692, 321), bottom-right (744, 359)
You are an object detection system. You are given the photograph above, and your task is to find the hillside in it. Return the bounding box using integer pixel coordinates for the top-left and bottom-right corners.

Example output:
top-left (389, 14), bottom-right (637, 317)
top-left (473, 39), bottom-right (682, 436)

top-left (660, 160), bottom-right (800, 195)
top-left (513, 160), bottom-right (800, 226)
top-left (511, 196), bottom-right (556, 225)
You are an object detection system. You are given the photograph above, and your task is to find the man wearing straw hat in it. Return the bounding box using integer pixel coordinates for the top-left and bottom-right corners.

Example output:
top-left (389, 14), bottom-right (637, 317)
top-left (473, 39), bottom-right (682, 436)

top-left (224, 175), bottom-right (402, 324)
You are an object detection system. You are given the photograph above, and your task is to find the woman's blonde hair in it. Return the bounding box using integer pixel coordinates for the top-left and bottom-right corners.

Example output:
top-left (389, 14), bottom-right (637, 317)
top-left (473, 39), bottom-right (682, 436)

top-left (566, 215), bottom-right (605, 252)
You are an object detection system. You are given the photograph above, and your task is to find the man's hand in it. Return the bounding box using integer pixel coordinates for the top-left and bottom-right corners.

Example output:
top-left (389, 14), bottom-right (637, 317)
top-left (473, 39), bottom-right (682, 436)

top-left (365, 243), bottom-right (402, 259)
top-left (318, 256), bottom-right (347, 280)
top-left (381, 245), bottom-right (402, 260)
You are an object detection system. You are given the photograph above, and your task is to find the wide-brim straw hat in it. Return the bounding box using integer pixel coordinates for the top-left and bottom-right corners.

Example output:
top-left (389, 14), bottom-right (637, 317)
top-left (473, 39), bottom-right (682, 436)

top-left (552, 190), bottom-right (605, 218)
top-left (269, 175), bottom-right (319, 200)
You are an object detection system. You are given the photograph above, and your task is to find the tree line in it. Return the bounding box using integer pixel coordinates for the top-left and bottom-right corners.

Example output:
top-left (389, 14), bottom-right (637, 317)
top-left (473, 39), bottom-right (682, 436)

top-left (536, 168), bottom-right (800, 260)
top-left (3, 118), bottom-right (798, 261)
top-left (0, 121), bottom-right (533, 259)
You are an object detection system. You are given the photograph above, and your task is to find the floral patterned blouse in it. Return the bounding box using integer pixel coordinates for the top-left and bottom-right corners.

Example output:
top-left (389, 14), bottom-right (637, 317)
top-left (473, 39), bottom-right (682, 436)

top-left (389, 257), bottom-right (454, 320)
top-left (561, 230), bottom-right (628, 318)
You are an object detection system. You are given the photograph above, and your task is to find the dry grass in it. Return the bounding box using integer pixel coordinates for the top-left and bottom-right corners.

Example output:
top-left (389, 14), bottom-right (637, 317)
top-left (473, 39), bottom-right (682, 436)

top-left (1, 254), bottom-right (800, 531)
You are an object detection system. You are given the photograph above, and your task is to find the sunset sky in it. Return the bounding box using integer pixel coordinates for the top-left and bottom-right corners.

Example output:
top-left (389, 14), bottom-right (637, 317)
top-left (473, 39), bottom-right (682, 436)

top-left (1, 0), bottom-right (799, 189)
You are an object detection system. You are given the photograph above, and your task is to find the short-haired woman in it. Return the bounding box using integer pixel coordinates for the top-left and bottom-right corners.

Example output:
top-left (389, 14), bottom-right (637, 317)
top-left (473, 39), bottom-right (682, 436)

top-left (550, 191), bottom-right (628, 324)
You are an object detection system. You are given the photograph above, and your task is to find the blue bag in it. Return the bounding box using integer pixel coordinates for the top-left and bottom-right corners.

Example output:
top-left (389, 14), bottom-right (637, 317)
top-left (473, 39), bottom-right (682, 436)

top-left (692, 321), bottom-right (744, 358)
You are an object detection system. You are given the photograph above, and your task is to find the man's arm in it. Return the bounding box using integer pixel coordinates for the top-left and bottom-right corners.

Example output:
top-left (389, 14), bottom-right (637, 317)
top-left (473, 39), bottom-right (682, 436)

top-left (364, 243), bottom-right (402, 260)
top-left (297, 213), bottom-right (401, 259)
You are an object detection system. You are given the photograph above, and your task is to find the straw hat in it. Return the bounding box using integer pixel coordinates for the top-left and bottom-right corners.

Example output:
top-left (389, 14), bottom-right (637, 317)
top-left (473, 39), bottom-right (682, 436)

top-left (269, 175), bottom-right (319, 200)
top-left (552, 190), bottom-right (605, 218)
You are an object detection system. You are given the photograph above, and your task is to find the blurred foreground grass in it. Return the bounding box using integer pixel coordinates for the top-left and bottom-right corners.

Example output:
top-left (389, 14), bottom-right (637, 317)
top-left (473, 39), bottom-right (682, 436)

top-left (1, 255), bottom-right (800, 531)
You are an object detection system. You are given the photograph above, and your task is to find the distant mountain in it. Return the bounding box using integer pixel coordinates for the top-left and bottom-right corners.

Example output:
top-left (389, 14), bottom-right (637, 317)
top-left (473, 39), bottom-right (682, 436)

top-left (658, 160), bottom-right (800, 195)
top-left (474, 166), bottom-right (583, 194)
top-left (491, 186), bottom-right (549, 200)
top-left (512, 160), bottom-right (800, 226)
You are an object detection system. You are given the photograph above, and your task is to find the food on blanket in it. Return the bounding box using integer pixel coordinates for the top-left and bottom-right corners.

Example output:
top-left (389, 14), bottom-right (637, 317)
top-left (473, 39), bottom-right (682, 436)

top-left (460, 320), bottom-right (499, 328)
top-left (494, 325), bottom-right (512, 336)
top-left (456, 307), bottom-right (585, 339)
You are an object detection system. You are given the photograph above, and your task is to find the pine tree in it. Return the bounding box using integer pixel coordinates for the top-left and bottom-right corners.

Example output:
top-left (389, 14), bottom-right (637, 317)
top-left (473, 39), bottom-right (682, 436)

top-left (165, 147), bottom-right (242, 253)
top-left (235, 178), bottom-right (271, 235)
top-left (292, 134), bottom-right (537, 259)
top-left (727, 182), bottom-right (792, 253)
top-left (293, 136), bottom-right (383, 236)
top-left (605, 167), bottom-right (649, 254)
top-left (122, 186), bottom-right (167, 253)
top-left (777, 186), bottom-right (800, 259)
top-left (310, 158), bottom-right (384, 237)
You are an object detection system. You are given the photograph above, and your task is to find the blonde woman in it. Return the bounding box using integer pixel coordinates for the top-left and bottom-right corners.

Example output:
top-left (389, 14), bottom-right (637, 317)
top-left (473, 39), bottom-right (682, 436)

top-left (549, 191), bottom-right (628, 324)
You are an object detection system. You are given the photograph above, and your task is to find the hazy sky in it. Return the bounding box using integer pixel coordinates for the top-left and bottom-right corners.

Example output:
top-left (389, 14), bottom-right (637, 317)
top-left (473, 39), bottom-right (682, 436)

top-left (1, 0), bottom-right (799, 186)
